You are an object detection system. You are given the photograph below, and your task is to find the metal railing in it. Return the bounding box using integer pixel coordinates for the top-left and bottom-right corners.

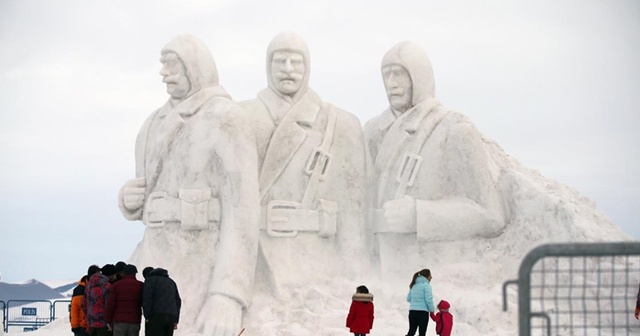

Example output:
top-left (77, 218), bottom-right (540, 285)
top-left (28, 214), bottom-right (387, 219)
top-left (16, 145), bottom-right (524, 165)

top-left (0, 301), bottom-right (5, 334)
top-left (503, 242), bottom-right (640, 336)
top-left (3, 299), bottom-right (70, 333)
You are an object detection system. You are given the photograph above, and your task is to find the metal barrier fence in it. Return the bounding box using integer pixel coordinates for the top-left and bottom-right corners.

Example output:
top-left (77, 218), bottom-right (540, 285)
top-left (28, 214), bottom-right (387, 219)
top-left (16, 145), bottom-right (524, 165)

top-left (3, 299), bottom-right (70, 333)
top-left (0, 301), bottom-right (5, 334)
top-left (503, 242), bottom-right (640, 336)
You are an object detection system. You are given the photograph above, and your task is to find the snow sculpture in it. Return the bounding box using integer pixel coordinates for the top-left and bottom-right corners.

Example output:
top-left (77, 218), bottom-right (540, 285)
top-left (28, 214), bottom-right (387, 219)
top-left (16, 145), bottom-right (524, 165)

top-left (240, 31), bottom-right (368, 296)
top-left (117, 35), bottom-right (260, 336)
top-left (363, 41), bottom-right (506, 276)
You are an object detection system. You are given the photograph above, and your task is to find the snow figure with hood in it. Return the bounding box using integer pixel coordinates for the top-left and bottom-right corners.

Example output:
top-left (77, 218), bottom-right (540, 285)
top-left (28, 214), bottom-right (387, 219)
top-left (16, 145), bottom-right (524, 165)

top-left (117, 34), bottom-right (260, 336)
top-left (240, 31), bottom-right (368, 299)
top-left (363, 41), bottom-right (506, 276)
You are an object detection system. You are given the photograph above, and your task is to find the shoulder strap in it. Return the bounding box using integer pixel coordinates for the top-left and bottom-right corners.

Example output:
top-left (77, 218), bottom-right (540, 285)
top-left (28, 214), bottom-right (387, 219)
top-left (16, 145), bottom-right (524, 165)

top-left (300, 103), bottom-right (337, 208)
top-left (394, 107), bottom-right (450, 199)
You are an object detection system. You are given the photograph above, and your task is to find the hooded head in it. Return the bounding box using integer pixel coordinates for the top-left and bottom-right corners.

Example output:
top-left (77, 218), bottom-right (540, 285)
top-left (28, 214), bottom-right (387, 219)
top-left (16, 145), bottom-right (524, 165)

top-left (160, 34), bottom-right (219, 100)
top-left (266, 31), bottom-right (311, 102)
top-left (381, 41), bottom-right (435, 113)
top-left (437, 300), bottom-right (450, 310)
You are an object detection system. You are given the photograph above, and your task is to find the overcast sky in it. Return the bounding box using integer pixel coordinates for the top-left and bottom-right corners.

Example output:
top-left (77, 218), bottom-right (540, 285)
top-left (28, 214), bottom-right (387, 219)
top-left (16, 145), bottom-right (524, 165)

top-left (0, 0), bottom-right (638, 283)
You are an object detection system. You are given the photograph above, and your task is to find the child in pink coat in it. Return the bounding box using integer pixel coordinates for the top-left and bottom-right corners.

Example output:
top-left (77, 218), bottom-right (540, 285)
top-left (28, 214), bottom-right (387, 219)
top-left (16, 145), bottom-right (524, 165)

top-left (430, 300), bottom-right (453, 336)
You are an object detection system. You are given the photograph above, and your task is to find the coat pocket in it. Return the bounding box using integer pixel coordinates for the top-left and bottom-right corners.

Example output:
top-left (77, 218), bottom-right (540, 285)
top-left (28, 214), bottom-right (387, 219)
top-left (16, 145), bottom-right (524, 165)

top-left (179, 188), bottom-right (211, 230)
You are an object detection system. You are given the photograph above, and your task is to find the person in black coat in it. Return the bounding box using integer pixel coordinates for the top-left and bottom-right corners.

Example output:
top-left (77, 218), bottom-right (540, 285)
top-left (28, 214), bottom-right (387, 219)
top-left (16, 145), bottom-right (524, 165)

top-left (142, 268), bottom-right (181, 336)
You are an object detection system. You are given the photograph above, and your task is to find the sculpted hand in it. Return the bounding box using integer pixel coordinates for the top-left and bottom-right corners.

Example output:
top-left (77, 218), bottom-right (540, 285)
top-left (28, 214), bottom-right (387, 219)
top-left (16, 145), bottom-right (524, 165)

top-left (383, 195), bottom-right (417, 233)
top-left (121, 177), bottom-right (146, 211)
top-left (196, 294), bottom-right (243, 336)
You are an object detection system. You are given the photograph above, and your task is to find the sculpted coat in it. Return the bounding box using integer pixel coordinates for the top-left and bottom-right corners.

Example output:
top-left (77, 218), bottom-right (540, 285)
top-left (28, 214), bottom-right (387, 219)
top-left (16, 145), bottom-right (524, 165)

top-left (240, 32), bottom-right (368, 295)
top-left (363, 41), bottom-right (505, 275)
top-left (117, 35), bottom-right (260, 335)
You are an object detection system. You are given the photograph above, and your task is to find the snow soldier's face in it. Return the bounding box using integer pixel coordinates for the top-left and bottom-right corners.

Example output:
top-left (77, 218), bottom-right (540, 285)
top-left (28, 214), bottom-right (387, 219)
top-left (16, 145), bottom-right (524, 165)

top-left (270, 50), bottom-right (305, 97)
top-left (159, 52), bottom-right (191, 100)
top-left (382, 64), bottom-right (413, 113)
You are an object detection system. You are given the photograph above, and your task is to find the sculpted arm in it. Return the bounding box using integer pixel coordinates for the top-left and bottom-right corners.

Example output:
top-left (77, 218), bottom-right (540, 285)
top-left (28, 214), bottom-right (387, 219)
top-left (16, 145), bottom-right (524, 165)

top-left (197, 104), bottom-right (261, 336)
top-left (330, 112), bottom-right (369, 267)
top-left (208, 110), bottom-right (260, 305)
top-left (414, 118), bottom-right (505, 241)
top-left (118, 111), bottom-right (157, 221)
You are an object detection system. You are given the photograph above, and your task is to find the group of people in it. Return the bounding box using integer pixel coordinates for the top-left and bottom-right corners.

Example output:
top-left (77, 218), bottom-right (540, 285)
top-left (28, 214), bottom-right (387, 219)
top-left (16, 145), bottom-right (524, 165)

top-left (345, 269), bottom-right (453, 336)
top-left (69, 262), bottom-right (181, 336)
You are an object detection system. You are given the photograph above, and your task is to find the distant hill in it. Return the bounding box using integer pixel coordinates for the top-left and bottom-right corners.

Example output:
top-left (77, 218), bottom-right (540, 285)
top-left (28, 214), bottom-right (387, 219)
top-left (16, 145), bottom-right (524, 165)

top-left (53, 282), bottom-right (77, 297)
top-left (0, 279), bottom-right (66, 302)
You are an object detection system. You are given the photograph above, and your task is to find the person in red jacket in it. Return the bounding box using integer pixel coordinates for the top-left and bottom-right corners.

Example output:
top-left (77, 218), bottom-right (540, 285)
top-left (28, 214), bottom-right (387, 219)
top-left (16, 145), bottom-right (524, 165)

top-left (430, 300), bottom-right (453, 336)
top-left (346, 285), bottom-right (374, 336)
top-left (105, 264), bottom-right (144, 336)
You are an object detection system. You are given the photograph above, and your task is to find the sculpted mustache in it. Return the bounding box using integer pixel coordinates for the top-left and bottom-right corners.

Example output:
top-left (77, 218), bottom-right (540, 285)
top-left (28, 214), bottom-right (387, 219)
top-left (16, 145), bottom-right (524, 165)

top-left (275, 73), bottom-right (303, 81)
top-left (387, 90), bottom-right (405, 96)
top-left (162, 75), bottom-right (183, 84)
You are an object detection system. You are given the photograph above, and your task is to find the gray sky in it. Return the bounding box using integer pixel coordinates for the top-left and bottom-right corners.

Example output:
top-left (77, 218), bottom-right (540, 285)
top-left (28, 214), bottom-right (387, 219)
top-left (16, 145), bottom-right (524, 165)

top-left (0, 0), bottom-right (638, 283)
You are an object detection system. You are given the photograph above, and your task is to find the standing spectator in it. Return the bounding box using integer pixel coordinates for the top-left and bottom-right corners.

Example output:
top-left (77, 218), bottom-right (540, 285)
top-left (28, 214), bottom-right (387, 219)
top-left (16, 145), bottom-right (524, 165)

top-left (84, 264), bottom-right (114, 336)
top-left (635, 282), bottom-right (639, 320)
top-left (70, 275), bottom-right (89, 336)
top-left (115, 261), bottom-right (127, 282)
top-left (346, 285), bottom-right (374, 336)
top-left (106, 264), bottom-right (144, 336)
top-left (142, 268), bottom-right (181, 336)
top-left (141, 267), bottom-right (154, 280)
top-left (405, 269), bottom-right (435, 336)
top-left (430, 300), bottom-right (453, 336)
top-left (102, 264), bottom-right (118, 284)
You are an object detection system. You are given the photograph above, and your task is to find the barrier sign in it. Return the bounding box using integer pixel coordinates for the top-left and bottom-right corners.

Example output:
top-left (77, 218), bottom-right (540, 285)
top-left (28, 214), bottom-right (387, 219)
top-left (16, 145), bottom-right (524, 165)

top-left (22, 307), bottom-right (37, 316)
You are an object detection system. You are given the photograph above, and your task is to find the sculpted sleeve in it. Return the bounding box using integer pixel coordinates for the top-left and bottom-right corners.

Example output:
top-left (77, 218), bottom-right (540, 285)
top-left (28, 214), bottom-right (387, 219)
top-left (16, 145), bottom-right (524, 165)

top-left (117, 110), bottom-right (159, 221)
top-left (415, 113), bottom-right (505, 241)
top-left (207, 100), bottom-right (261, 308)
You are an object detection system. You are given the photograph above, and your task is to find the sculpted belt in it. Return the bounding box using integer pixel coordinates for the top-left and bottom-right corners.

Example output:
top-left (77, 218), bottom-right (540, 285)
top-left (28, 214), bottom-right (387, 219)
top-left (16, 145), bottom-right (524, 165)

top-left (143, 189), bottom-right (220, 230)
top-left (261, 199), bottom-right (337, 238)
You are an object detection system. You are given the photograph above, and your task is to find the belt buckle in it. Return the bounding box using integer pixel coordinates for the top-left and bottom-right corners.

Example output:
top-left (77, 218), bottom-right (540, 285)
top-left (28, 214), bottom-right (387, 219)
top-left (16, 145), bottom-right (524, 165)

top-left (305, 147), bottom-right (332, 181)
top-left (266, 200), bottom-right (300, 237)
top-left (396, 152), bottom-right (423, 187)
top-left (145, 191), bottom-right (168, 228)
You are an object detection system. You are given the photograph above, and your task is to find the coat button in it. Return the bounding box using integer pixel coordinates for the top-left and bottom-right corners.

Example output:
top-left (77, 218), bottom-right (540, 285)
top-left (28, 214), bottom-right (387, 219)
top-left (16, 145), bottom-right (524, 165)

top-left (192, 196), bottom-right (198, 202)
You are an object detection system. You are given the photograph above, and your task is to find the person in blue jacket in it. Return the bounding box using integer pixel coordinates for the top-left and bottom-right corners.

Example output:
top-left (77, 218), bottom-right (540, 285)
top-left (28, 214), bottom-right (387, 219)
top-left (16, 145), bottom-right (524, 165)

top-left (405, 269), bottom-right (435, 336)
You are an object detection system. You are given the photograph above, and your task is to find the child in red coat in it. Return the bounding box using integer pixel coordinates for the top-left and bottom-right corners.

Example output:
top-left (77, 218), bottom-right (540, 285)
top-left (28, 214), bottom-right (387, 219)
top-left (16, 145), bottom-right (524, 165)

top-left (430, 300), bottom-right (453, 336)
top-left (346, 285), bottom-right (374, 336)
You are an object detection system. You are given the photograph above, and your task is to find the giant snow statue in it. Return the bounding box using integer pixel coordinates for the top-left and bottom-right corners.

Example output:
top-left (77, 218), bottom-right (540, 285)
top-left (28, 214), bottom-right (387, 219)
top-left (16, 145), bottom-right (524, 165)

top-left (240, 31), bottom-right (369, 297)
top-left (117, 35), bottom-right (260, 336)
top-left (363, 41), bottom-right (506, 276)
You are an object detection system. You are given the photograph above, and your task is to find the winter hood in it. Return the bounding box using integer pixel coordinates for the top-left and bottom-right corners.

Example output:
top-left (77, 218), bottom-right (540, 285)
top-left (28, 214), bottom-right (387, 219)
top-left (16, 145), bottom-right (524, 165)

top-left (352, 293), bottom-right (374, 302)
top-left (381, 41), bottom-right (435, 108)
top-left (266, 31), bottom-right (311, 103)
top-left (161, 34), bottom-right (221, 97)
top-left (437, 299), bottom-right (450, 310)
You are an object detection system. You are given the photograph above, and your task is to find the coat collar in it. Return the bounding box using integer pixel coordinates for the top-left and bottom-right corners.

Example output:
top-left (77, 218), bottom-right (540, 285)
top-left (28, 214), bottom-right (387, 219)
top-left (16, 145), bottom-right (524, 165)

top-left (374, 98), bottom-right (441, 172)
top-left (257, 87), bottom-right (320, 126)
top-left (257, 87), bottom-right (323, 199)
